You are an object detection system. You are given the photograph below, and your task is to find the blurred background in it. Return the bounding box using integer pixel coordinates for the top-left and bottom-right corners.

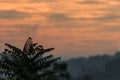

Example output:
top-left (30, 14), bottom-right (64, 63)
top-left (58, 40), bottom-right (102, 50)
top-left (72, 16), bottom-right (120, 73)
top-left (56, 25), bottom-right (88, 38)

top-left (0, 0), bottom-right (120, 80)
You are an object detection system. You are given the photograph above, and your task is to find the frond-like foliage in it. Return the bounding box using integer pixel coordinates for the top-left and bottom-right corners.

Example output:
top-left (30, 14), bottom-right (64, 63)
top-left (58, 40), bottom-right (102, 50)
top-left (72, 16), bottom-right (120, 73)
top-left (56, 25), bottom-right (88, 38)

top-left (0, 37), bottom-right (60, 80)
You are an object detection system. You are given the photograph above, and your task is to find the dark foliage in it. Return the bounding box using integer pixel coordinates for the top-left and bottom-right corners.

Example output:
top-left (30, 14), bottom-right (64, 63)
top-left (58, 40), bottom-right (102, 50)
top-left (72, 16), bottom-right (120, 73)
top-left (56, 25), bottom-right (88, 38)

top-left (45, 62), bottom-right (70, 80)
top-left (0, 37), bottom-right (60, 80)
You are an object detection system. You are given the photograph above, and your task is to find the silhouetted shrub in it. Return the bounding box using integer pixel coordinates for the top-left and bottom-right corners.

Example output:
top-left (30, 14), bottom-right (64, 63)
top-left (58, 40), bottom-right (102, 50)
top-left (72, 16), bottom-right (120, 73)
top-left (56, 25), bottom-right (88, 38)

top-left (0, 37), bottom-right (60, 80)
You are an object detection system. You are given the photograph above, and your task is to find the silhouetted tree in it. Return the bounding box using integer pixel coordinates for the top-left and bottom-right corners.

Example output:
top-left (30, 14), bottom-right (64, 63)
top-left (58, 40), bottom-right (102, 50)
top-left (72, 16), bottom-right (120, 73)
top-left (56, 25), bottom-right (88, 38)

top-left (53, 62), bottom-right (70, 80)
top-left (0, 37), bottom-right (60, 80)
top-left (82, 66), bottom-right (92, 80)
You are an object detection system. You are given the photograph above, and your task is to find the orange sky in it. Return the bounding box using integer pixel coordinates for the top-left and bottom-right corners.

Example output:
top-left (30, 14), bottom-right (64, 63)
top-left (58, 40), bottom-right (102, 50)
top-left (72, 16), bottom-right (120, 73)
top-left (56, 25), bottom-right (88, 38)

top-left (0, 0), bottom-right (120, 59)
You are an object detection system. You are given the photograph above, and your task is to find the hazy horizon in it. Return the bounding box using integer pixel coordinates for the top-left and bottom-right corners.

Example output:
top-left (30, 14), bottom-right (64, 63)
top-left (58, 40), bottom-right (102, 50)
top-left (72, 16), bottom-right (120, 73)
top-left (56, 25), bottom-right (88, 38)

top-left (0, 0), bottom-right (120, 59)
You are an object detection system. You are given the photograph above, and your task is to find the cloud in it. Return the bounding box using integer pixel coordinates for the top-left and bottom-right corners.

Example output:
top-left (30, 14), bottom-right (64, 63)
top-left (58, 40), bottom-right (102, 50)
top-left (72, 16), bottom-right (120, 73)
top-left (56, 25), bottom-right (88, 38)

top-left (48, 13), bottom-right (72, 22)
top-left (94, 15), bottom-right (120, 21)
top-left (0, 24), bottom-right (39, 37)
top-left (0, 10), bottom-right (32, 19)
top-left (76, 14), bottom-right (120, 22)
top-left (30, 0), bottom-right (56, 2)
top-left (13, 24), bottom-right (39, 33)
top-left (0, 0), bottom-right (18, 3)
top-left (78, 1), bottom-right (103, 4)
top-left (67, 43), bottom-right (95, 47)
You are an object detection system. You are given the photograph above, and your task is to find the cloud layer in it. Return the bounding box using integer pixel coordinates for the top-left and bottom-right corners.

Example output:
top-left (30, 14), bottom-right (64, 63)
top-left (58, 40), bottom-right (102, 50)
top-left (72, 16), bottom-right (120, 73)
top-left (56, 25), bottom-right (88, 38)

top-left (0, 10), bottom-right (31, 19)
top-left (0, 0), bottom-right (120, 59)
